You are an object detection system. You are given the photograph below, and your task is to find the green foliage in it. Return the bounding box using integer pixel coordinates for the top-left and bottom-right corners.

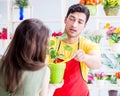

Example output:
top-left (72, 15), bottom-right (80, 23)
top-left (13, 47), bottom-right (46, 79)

top-left (103, 0), bottom-right (120, 7)
top-left (106, 75), bottom-right (117, 84)
top-left (15, 0), bottom-right (29, 8)
top-left (101, 54), bottom-right (120, 70)
top-left (49, 33), bottom-right (72, 63)
top-left (109, 33), bottom-right (120, 43)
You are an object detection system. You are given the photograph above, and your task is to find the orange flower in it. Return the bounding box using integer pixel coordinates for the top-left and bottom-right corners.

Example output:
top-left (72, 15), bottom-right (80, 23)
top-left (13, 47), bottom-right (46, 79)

top-left (115, 72), bottom-right (120, 79)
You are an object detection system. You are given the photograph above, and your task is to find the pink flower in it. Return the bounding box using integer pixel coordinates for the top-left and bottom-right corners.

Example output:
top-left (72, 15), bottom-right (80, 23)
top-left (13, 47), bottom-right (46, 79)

top-left (94, 72), bottom-right (106, 80)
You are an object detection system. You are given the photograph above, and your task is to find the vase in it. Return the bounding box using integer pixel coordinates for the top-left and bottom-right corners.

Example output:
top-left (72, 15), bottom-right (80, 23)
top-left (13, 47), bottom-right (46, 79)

top-left (104, 6), bottom-right (119, 16)
top-left (108, 90), bottom-right (118, 96)
top-left (95, 80), bottom-right (105, 86)
top-left (48, 62), bottom-right (66, 84)
top-left (111, 43), bottom-right (120, 54)
top-left (117, 79), bottom-right (120, 86)
top-left (85, 5), bottom-right (97, 16)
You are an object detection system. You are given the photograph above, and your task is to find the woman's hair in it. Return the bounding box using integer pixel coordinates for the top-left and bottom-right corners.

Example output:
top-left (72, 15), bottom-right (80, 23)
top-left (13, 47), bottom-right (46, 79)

top-left (66, 4), bottom-right (90, 23)
top-left (0, 18), bottom-right (49, 93)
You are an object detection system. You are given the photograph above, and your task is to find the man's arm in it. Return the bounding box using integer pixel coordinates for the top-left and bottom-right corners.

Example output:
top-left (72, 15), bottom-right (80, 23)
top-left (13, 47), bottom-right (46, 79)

top-left (72, 49), bottom-right (101, 69)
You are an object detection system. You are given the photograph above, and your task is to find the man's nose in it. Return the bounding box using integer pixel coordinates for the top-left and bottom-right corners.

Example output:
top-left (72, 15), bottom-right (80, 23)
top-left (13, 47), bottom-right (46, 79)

top-left (72, 21), bottom-right (78, 27)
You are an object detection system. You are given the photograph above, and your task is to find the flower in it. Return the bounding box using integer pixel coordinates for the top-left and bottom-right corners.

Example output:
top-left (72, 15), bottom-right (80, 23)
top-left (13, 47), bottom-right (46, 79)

top-left (49, 32), bottom-right (72, 63)
top-left (115, 72), bottom-right (120, 79)
top-left (104, 23), bottom-right (120, 43)
top-left (94, 72), bottom-right (106, 80)
top-left (79, 0), bottom-right (101, 5)
top-left (87, 30), bottom-right (103, 43)
top-left (103, 0), bottom-right (120, 7)
top-left (0, 27), bottom-right (7, 40)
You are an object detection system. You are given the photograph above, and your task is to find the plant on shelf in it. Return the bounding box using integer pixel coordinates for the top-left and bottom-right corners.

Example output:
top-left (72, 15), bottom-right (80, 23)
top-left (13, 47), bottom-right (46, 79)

top-left (85, 30), bottom-right (103, 43)
top-left (102, 0), bottom-right (120, 16)
top-left (101, 53), bottom-right (120, 71)
top-left (15, 0), bottom-right (29, 20)
top-left (88, 71), bottom-right (94, 84)
top-left (49, 32), bottom-right (72, 63)
top-left (115, 72), bottom-right (120, 85)
top-left (106, 74), bottom-right (117, 84)
top-left (104, 23), bottom-right (120, 53)
top-left (79, 0), bottom-right (101, 16)
top-left (0, 27), bottom-right (7, 40)
top-left (104, 23), bottom-right (120, 43)
top-left (15, 0), bottom-right (29, 8)
top-left (94, 72), bottom-right (106, 80)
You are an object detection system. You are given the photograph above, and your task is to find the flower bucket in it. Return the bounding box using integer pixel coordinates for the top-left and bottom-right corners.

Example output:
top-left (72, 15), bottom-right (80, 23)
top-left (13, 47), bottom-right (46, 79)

top-left (108, 90), bottom-right (118, 96)
top-left (117, 79), bottom-right (120, 86)
top-left (48, 62), bottom-right (66, 84)
top-left (104, 6), bottom-right (119, 16)
top-left (85, 5), bottom-right (97, 16)
top-left (111, 43), bottom-right (120, 54)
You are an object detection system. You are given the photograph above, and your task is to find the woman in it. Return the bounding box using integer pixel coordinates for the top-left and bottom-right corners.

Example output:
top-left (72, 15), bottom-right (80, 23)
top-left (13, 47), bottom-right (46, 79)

top-left (0, 18), bottom-right (61, 96)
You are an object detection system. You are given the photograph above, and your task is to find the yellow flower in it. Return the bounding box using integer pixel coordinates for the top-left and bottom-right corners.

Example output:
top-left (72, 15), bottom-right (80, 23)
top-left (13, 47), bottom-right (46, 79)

top-left (114, 27), bottom-right (120, 33)
top-left (104, 23), bottom-right (110, 29)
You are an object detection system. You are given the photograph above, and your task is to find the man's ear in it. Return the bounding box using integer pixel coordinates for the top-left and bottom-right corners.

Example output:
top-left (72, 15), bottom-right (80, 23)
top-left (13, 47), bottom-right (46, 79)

top-left (64, 17), bottom-right (67, 24)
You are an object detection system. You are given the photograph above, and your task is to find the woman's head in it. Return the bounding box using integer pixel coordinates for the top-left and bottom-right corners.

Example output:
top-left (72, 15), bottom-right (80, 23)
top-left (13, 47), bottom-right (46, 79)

top-left (1, 18), bottom-right (49, 93)
top-left (8, 18), bottom-right (49, 70)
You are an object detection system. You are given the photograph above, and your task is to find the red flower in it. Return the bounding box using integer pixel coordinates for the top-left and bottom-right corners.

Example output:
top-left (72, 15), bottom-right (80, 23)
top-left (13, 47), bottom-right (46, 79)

top-left (52, 32), bottom-right (63, 37)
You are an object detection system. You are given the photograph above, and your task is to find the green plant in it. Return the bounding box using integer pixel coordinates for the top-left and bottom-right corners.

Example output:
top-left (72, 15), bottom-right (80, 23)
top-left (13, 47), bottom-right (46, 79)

top-left (104, 23), bottom-right (120, 43)
top-left (15, 0), bottom-right (29, 8)
top-left (49, 32), bottom-right (72, 63)
top-left (106, 74), bottom-right (117, 84)
top-left (103, 0), bottom-right (120, 7)
top-left (83, 30), bottom-right (103, 43)
top-left (101, 53), bottom-right (120, 70)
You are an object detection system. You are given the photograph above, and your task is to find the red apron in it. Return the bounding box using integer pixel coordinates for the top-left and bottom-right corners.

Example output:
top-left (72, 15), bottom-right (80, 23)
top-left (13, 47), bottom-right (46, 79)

top-left (53, 58), bottom-right (90, 96)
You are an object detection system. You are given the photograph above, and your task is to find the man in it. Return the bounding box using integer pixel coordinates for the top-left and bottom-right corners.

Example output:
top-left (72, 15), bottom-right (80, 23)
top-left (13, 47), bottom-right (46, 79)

top-left (48, 4), bottom-right (101, 96)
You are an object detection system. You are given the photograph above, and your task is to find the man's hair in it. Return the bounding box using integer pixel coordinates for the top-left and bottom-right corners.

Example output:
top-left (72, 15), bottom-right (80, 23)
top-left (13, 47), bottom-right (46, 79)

top-left (66, 4), bottom-right (90, 23)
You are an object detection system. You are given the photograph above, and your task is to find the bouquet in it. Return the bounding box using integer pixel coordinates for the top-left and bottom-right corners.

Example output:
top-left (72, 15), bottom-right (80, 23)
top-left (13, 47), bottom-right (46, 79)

top-left (104, 23), bottom-right (120, 43)
top-left (94, 72), bottom-right (106, 80)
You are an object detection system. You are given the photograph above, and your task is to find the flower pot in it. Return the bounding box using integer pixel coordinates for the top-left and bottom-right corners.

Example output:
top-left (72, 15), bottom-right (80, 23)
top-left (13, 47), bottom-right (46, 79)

top-left (104, 6), bottom-right (119, 16)
top-left (95, 80), bottom-right (105, 86)
top-left (108, 90), bottom-right (118, 96)
top-left (85, 5), bottom-right (97, 16)
top-left (117, 79), bottom-right (120, 86)
top-left (48, 62), bottom-right (66, 84)
top-left (111, 43), bottom-right (120, 53)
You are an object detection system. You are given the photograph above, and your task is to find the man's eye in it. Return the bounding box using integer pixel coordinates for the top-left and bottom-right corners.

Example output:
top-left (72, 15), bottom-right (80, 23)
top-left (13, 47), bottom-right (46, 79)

top-left (69, 18), bottom-right (75, 21)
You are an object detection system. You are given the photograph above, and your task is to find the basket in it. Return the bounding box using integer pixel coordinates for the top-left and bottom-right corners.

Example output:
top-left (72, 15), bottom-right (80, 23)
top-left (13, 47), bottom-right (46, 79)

top-left (104, 6), bottom-right (119, 16)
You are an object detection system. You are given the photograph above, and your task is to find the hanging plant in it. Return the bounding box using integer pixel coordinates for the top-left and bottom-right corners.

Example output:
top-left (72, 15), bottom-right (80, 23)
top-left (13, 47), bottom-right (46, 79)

top-left (15, 0), bottom-right (29, 20)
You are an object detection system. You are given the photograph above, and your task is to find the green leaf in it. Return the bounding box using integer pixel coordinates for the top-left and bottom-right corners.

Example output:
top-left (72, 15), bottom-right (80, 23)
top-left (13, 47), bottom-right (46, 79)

top-left (57, 33), bottom-right (67, 40)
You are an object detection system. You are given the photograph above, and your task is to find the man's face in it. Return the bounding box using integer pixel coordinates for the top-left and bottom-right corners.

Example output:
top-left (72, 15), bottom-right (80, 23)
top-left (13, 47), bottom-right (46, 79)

top-left (64, 12), bottom-right (86, 38)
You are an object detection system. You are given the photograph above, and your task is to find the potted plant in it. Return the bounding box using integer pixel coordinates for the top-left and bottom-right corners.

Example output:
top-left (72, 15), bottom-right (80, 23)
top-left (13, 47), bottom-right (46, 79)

top-left (94, 71), bottom-right (106, 86)
top-left (115, 72), bottom-right (120, 86)
top-left (79, 0), bottom-right (101, 16)
top-left (102, 0), bottom-right (120, 16)
top-left (104, 23), bottom-right (120, 53)
top-left (48, 32), bottom-right (72, 84)
top-left (15, 0), bottom-right (29, 20)
top-left (84, 30), bottom-right (103, 43)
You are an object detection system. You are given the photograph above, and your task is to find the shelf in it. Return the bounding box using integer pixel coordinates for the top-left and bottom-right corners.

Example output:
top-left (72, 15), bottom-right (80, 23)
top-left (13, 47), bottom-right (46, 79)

top-left (88, 84), bottom-right (120, 90)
